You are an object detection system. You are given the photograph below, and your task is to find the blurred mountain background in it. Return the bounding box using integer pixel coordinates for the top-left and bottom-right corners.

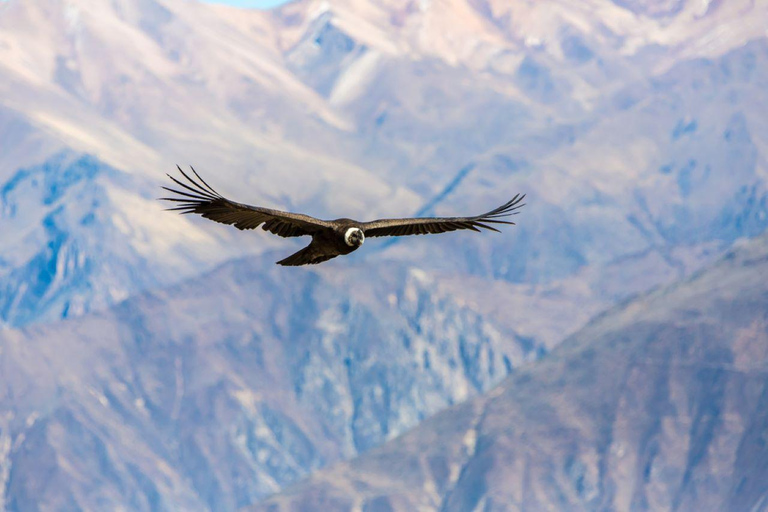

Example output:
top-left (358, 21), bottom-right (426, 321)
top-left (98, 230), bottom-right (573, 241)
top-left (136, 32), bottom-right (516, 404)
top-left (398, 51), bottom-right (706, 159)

top-left (256, 227), bottom-right (768, 512)
top-left (0, 0), bottom-right (766, 510)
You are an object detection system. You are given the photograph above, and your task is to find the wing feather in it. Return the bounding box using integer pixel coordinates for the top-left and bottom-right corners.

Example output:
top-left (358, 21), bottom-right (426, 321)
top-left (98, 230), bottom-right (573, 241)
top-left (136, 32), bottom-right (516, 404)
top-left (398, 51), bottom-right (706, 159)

top-left (160, 166), bottom-right (331, 237)
top-left (361, 194), bottom-right (525, 238)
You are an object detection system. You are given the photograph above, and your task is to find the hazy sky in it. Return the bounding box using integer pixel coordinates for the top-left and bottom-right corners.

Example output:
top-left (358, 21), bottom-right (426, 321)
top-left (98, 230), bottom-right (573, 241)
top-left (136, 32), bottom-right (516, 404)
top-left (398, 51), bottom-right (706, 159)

top-left (203, 0), bottom-right (291, 8)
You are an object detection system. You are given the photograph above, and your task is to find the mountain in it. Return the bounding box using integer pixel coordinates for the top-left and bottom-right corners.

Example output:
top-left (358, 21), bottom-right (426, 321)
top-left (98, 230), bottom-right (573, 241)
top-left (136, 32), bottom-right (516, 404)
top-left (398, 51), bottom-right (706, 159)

top-left (0, 151), bottom-right (258, 326)
top-left (1, 0), bottom-right (766, 338)
top-left (0, 0), bottom-right (419, 328)
top-left (255, 232), bottom-right (768, 512)
top-left (0, 0), bottom-right (767, 509)
top-left (0, 254), bottom-right (543, 511)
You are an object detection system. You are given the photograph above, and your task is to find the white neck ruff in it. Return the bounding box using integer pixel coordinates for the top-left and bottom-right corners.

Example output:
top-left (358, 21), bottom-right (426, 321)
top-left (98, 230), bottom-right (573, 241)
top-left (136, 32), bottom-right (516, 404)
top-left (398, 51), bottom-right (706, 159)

top-left (344, 227), bottom-right (364, 246)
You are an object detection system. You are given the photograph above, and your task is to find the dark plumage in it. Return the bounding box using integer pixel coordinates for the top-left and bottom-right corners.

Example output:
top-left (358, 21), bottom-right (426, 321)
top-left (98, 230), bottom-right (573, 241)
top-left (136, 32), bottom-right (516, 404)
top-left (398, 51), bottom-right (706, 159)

top-left (161, 167), bottom-right (525, 266)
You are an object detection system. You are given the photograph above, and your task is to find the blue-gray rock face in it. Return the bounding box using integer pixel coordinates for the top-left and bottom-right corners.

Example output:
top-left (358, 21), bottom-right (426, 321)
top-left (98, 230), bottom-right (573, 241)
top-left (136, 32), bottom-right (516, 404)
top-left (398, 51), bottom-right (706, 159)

top-left (255, 233), bottom-right (768, 512)
top-left (0, 153), bottom-right (141, 326)
top-left (0, 152), bottom-right (244, 328)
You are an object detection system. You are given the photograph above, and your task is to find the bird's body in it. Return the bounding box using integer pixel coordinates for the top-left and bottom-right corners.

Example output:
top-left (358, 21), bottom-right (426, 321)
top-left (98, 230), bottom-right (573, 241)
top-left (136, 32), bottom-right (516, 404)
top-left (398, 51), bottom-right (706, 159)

top-left (162, 167), bottom-right (524, 266)
top-left (277, 223), bottom-right (364, 266)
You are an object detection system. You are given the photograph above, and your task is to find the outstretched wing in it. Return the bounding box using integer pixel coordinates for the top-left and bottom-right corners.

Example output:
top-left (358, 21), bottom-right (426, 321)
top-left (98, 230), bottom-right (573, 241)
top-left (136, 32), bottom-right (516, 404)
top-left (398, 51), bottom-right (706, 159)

top-left (161, 166), bottom-right (331, 237)
top-left (361, 194), bottom-right (525, 238)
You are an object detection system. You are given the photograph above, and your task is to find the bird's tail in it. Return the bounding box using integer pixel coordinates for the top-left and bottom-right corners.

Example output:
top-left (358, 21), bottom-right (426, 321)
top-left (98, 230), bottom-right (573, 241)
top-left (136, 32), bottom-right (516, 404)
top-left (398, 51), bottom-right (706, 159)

top-left (276, 245), bottom-right (338, 266)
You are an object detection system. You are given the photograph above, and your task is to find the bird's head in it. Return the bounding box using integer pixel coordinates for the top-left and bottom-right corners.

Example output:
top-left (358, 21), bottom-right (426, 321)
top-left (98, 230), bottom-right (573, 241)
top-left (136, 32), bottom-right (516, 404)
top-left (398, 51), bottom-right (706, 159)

top-left (344, 227), bottom-right (365, 247)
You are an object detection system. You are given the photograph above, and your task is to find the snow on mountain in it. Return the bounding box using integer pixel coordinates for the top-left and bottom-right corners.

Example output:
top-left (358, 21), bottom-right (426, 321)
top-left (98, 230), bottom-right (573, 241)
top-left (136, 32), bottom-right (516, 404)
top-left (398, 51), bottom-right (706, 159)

top-left (255, 231), bottom-right (768, 512)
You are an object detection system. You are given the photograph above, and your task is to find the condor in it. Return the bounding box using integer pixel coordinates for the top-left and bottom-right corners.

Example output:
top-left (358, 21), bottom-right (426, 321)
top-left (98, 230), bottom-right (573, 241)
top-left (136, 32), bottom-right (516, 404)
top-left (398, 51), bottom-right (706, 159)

top-left (162, 167), bottom-right (525, 266)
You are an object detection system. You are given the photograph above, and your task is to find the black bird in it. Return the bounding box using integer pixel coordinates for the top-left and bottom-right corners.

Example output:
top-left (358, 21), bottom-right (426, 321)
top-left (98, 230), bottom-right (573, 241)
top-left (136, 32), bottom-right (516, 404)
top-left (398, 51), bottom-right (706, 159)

top-left (161, 167), bottom-right (525, 266)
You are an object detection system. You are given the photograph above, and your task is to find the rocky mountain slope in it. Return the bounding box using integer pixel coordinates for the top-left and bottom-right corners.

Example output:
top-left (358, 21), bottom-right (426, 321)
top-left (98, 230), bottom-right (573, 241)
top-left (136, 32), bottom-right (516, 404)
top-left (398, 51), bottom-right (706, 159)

top-left (0, 152), bottom-right (253, 325)
top-left (256, 232), bottom-right (768, 512)
top-left (0, 254), bottom-right (543, 511)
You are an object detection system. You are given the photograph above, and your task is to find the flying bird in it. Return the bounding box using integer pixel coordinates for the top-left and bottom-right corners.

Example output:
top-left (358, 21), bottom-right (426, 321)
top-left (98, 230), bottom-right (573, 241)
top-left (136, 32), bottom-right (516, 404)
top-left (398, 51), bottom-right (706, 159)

top-left (161, 167), bottom-right (525, 266)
